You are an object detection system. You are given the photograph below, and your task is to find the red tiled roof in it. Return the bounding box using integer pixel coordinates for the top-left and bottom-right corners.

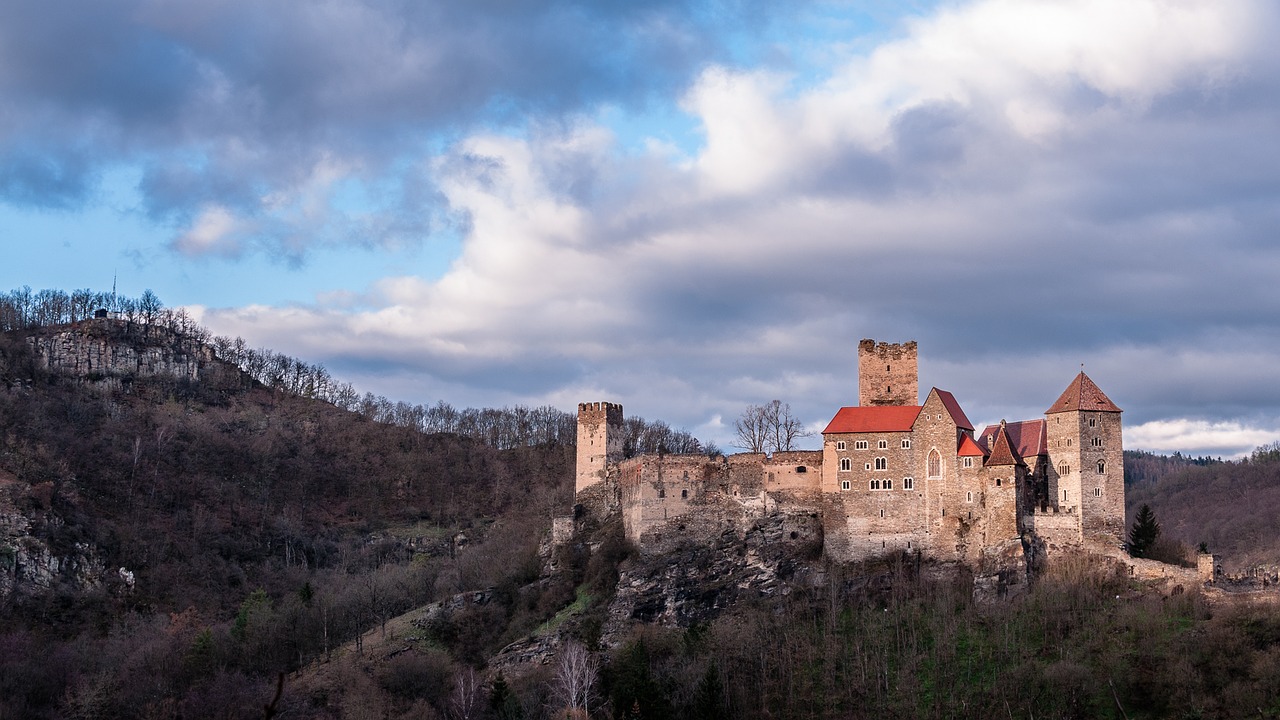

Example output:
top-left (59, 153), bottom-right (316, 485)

top-left (985, 422), bottom-right (1024, 467)
top-left (933, 389), bottom-right (974, 430)
top-left (1046, 372), bottom-right (1122, 414)
top-left (957, 435), bottom-right (987, 457)
top-left (978, 419), bottom-right (1046, 458)
top-left (822, 405), bottom-right (922, 434)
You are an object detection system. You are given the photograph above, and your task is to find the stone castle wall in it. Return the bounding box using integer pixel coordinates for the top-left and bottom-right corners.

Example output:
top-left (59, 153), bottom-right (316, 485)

top-left (858, 339), bottom-right (918, 406)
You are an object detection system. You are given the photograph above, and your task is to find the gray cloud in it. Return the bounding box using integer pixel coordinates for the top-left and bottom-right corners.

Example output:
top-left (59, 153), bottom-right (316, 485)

top-left (0, 0), bottom-right (798, 257)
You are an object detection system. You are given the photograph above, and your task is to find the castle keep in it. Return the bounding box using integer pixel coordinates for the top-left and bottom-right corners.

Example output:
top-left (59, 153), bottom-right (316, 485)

top-left (575, 340), bottom-right (1126, 572)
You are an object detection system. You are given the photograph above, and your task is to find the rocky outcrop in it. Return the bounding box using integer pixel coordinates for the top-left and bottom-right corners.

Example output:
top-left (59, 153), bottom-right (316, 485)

top-left (24, 319), bottom-right (217, 383)
top-left (0, 472), bottom-right (128, 601)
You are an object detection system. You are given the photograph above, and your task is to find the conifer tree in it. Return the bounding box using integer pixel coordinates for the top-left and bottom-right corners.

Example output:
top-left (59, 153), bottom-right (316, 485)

top-left (1127, 504), bottom-right (1161, 558)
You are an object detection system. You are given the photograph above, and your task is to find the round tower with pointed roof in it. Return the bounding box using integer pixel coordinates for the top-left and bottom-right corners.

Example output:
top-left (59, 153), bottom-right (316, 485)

top-left (1044, 372), bottom-right (1125, 545)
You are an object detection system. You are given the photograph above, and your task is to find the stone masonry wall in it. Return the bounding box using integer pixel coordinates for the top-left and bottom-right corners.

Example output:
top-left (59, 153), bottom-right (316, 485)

top-left (858, 339), bottom-right (918, 407)
top-left (576, 402), bottom-right (623, 494)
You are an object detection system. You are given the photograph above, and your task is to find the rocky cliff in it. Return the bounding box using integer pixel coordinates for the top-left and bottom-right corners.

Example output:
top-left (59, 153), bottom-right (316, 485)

top-left (24, 318), bottom-right (219, 383)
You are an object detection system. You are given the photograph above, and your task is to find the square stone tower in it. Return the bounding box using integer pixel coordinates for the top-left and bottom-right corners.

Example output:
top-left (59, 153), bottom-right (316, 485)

top-left (576, 402), bottom-right (624, 494)
top-left (858, 339), bottom-right (919, 407)
top-left (1044, 372), bottom-right (1124, 545)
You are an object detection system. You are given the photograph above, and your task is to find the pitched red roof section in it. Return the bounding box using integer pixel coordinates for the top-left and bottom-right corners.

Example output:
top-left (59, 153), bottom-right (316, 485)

top-left (823, 406), bottom-right (922, 434)
top-left (985, 422), bottom-right (1024, 467)
top-left (978, 419), bottom-right (1046, 459)
top-left (1046, 372), bottom-right (1122, 414)
top-left (933, 388), bottom-right (974, 430)
top-left (957, 434), bottom-right (987, 457)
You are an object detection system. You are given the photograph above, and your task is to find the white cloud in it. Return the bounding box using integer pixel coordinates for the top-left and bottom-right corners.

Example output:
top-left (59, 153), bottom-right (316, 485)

top-left (1127, 418), bottom-right (1280, 459)
top-left (192, 0), bottom-right (1280, 446)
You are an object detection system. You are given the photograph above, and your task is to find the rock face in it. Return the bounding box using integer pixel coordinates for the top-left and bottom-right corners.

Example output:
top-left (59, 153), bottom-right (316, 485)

top-left (602, 511), bottom-right (823, 643)
top-left (25, 319), bottom-right (217, 383)
top-left (0, 472), bottom-right (122, 601)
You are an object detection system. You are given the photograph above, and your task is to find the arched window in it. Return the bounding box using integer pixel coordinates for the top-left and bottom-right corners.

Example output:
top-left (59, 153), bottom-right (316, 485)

top-left (1097, 459), bottom-right (1106, 474)
top-left (875, 457), bottom-right (887, 470)
top-left (840, 458), bottom-right (851, 471)
top-left (928, 449), bottom-right (941, 478)
top-left (1058, 462), bottom-right (1070, 476)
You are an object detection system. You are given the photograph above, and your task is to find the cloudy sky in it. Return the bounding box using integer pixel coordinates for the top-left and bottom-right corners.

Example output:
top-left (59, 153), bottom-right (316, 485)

top-left (3, 0), bottom-right (1279, 457)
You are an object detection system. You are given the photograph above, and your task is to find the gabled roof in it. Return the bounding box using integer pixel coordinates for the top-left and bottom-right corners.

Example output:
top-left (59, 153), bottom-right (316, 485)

top-left (957, 434), bottom-right (987, 457)
top-left (1047, 371), bottom-right (1122, 413)
top-left (932, 388), bottom-right (974, 430)
top-left (985, 422), bottom-right (1024, 467)
top-left (823, 405), bottom-right (922, 434)
top-left (978, 419), bottom-right (1046, 459)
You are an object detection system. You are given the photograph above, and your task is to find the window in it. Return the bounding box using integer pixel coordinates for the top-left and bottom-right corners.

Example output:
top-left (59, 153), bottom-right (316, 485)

top-left (865, 463), bottom-right (872, 471)
top-left (963, 457), bottom-right (973, 469)
top-left (1063, 489), bottom-right (1069, 502)
top-left (878, 439), bottom-right (888, 450)
top-left (659, 488), bottom-right (665, 498)
top-left (836, 441), bottom-right (846, 451)
top-left (875, 457), bottom-right (887, 470)
top-left (901, 439), bottom-right (912, 449)
top-left (1089, 417), bottom-right (1096, 427)
top-left (855, 440), bottom-right (869, 450)
top-left (1097, 460), bottom-right (1106, 474)
top-left (966, 491), bottom-right (973, 503)
top-left (903, 477), bottom-right (914, 490)
top-left (841, 479), bottom-right (851, 491)
top-left (995, 478), bottom-right (1002, 487)
top-left (682, 488), bottom-right (688, 498)
top-left (1092, 437), bottom-right (1103, 447)
top-left (796, 466), bottom-right (807, 473)
top-left (928, 450), bottom-right (941, 478)
top-left (870, 479), bottom-right (881, 490)
top-left (1093, 487), bottom-right (1102, 497)
top-left (1058, 462), bottom-right (1070, 476)
top-left (839, 458), bottom-right (851, 471)
top-left (1067, 438), bottom-right (1072, 447)
top-left (880, 509), bottom-right (885, 518)
top-left (884, 479), bottom-right (893, 490)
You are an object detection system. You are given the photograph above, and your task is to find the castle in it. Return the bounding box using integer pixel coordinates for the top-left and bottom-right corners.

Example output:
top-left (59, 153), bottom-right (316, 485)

top-left (575, 340), bottom-right (1127, 573)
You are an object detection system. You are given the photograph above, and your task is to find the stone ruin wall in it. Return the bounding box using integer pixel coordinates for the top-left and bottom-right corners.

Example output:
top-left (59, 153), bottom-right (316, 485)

top-left (617, 452), bottom-right (823, 556)
top-left (858, 339), bottom-right (918, 407)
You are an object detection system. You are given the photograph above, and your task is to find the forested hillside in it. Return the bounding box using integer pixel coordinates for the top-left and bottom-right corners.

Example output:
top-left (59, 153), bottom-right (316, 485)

top-left (1125, 448), bottom-right (1280, 570)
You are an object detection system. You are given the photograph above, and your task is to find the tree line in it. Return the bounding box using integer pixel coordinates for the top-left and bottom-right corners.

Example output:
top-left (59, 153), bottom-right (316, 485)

top-left (1, 285), bottom-right (708, 455)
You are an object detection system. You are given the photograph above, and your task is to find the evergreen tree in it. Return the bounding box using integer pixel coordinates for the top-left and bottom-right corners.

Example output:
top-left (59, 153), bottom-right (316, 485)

top-left (1128, 504), bottom-right (1161, 558)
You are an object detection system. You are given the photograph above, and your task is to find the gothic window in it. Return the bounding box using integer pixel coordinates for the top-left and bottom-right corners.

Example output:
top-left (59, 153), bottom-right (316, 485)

top-left (903, 477), bottom-right (914, 490)
top-left (878, 439), bottom-right (888, 449)
top-left (875, 457), bottom-right (887, 470)
top-left (966, 491), bottom-right (973, 503)
top-left (1093, 487), bottom-right (1102, 497)
top-left (841, 479), bottom-right (851, 491)
top-left (928, 449), bottom-right (941, 478)
top-left (1092, 437), bottom-right (1103, 447)
top-left (1097, 460), bottom-right (1106, 474)
top-left (901, 439), bottom-right (912, 449)
top-left (855, 440), bottom-right (869, 449)
top-left (836, 441), bottom-right (846, 451)
top-left (870, 479), bottom-right (881, 490)
top-left (839, 458), bottom-right (851, 471)
top-left (884, 479), bottom-right (893, 490)
top-left (1089, 417), bottom-right (1097, 427)
top-left (963, 457), bottom-right (974, 469)
top-left (1058, 462), bottom-right (1070, 476)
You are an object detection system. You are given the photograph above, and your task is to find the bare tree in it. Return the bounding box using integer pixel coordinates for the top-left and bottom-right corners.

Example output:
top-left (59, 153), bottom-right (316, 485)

top-left (734, 403), bottom-right (770, 453)
top-left (449, 667), bottom-right (484, 720)
top-left (762, 399), bottom-right (813, 452)
top-left (735, 400), bottom-right (813, 453)
top-left (552, 641), bottom-right (599, 719)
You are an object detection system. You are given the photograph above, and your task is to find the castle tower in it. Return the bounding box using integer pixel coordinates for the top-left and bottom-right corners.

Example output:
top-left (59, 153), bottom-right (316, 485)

top-left (1044, 372), bottom-right (1124, 545)
top-left (858, 339), bottom-right (919, 406)
top-left (576, 402), bottom-right (624, 494)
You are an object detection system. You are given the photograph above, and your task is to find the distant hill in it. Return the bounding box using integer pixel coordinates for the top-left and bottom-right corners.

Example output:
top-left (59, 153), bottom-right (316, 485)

top-left (1125, 449), bottom-right (1280, 569)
